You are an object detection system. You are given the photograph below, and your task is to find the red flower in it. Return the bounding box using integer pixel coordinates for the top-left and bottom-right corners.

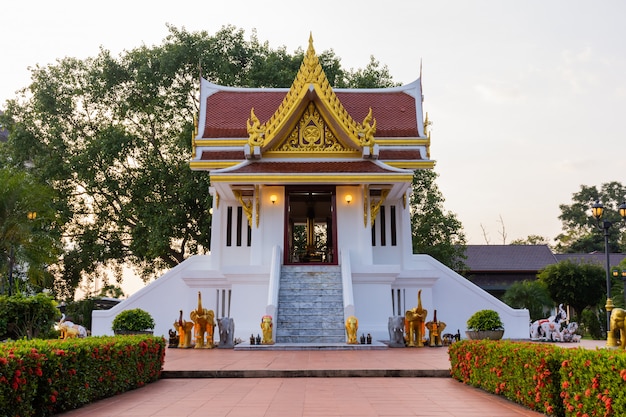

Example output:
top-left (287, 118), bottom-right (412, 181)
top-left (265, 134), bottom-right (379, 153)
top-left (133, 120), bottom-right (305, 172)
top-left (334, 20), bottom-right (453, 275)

top-left (562, 381), bottom-right (570, 389)
top-left (50, 395), bottom-right (56, 403)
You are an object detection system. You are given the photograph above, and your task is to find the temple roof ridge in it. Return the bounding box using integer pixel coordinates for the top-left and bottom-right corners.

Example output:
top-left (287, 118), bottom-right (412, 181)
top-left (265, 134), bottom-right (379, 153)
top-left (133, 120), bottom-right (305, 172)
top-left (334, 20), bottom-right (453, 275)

top-left (256, 34), bottom-right (364, 151)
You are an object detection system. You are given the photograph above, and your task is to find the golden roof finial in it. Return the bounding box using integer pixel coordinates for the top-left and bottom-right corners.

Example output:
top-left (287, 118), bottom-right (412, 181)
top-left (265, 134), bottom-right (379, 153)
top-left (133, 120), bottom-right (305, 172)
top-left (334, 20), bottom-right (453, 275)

top-left (246, 108), bottom-right (265, 146)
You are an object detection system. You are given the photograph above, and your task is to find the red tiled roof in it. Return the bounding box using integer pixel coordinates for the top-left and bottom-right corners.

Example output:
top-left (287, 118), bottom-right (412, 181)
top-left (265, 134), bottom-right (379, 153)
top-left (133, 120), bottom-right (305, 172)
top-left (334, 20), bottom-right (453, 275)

top-left (200, 150), bottom-right (245, 160)
top-left (378, 149), bottom-right (423, 160)
top-left (216, 161), bottom-right (403, 175)
top-left (202, 91), bottom-right (418, 138)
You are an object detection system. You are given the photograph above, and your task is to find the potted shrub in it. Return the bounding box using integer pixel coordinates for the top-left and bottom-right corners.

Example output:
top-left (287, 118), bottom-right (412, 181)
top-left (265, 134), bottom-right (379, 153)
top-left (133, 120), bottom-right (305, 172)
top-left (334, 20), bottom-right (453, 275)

top-left (465, 309), bottom-right (504, 340)
top-left (112, 308), bottom-right (155, 335)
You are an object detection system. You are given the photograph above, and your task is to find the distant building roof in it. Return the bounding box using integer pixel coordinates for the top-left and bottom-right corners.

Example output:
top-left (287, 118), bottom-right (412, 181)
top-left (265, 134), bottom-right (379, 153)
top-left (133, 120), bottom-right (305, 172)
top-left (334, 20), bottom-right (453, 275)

top-left (464, 245), bottom-right (557, 271)
top-left (464, 245), bottom-right (626, 272)
top-left (555, 253), bottom-right (626, 267)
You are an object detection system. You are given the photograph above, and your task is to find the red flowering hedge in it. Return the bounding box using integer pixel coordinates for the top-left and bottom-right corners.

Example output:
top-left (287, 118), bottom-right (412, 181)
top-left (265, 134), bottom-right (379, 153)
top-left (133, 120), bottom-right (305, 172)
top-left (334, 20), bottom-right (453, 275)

top-left (559, 348), bottom-right (626, 417)
top-left (449, 340), bottom-right (626, 417)
top-left (0, 335), bottom-right (165, 417)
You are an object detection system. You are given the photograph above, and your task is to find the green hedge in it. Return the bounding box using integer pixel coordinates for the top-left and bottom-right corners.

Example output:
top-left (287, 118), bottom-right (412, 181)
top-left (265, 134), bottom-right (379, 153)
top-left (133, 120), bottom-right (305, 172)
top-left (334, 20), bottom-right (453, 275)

top-left (0, 335), bottom-right (165, 416)
top-left (449, 340), bottom-right (626, 417)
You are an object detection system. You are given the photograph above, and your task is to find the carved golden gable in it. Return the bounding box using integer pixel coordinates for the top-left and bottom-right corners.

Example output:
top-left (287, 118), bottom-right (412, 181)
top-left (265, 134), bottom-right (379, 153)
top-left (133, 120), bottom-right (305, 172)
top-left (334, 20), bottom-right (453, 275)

top-left (269, 102), bottom-right (354, 153)
top-left (249, 34), bottom-right (375, 154)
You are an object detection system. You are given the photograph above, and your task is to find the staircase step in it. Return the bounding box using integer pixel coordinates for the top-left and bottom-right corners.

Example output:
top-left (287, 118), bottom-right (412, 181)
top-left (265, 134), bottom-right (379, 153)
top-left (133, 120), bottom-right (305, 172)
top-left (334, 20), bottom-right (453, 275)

top-left (276, 265), bottom-right (345, 343)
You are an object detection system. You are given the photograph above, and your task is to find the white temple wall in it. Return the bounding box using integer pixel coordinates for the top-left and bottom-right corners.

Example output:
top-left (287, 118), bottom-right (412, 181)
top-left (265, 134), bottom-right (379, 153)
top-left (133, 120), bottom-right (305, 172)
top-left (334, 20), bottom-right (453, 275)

top-left (227, 282), bottom-right (270, 342)
top-left (398, 255), bottom-right (530, 339)
top-left (250, 186), bottom-right (285, 266)
top-left (336, 186), bottom-right (373, 266)
top-left (91, 255), bottom-right (221, 338)
top-left (371, 201), bottom-right (404, 265)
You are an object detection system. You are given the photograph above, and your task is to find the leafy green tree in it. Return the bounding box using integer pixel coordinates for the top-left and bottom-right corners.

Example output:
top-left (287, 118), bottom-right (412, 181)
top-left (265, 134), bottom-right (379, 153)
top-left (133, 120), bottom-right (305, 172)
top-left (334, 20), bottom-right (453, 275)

top-left (0, 167), bottom-right (61, 295)
top-left (555, 182), bottom-right (626, 253)
top-left (410, 169), bottom-right (467, 271)
top-left (0, 293), bottom-right (59, 339)
top-left (510, 235), bottom-right (551, 246)
top-left (2, 25), bottom-right (404, 297)
top-left (503, 280), bottom-right (553, 321)
top-left (344, 56), bottom-right (400, 88)
top-left (537, 260), bottom-right (605, 321)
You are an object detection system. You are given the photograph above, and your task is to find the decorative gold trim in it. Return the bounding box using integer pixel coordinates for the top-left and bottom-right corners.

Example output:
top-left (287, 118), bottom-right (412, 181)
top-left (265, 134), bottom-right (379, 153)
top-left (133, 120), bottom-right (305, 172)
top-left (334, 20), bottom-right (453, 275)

top-left (262, 150), bottom-right (360, 158)
top-left (370, 189), bottom-right (390, 226)
top-left (271, 102), bottom-right (351, 152)
top-left (363, 185), bottom-right (369, 228)
top-left (209, 174), bottom-right (414, 183)
top-left (233, 190), bottom-right (253, 227)
top-left (375, 138), bottom-right (429, 145)
top-left (247, 109), bottom-right (265, 147)
top-left (357, 108), bottom-right (377, 152)
top-left (386, 161), bottom-right (436, 169)
top-left (255, 185), bottom-right (260, 228)
top-left (402, 193), bottom-right (406, 209)
top-left (256, 34), bottom-right (366, 152)
top-left (216, 192), bottom-right (220, 209)
top-left (190, 161), bottom-right (239, 170)
top-left (192, 115), bottom-right (198, 155)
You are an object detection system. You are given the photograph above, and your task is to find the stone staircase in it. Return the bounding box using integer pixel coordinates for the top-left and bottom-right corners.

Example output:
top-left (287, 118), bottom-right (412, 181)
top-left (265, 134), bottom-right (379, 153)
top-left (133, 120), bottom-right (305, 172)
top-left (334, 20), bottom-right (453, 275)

top-left (276, 265), bottom-right (345, 343)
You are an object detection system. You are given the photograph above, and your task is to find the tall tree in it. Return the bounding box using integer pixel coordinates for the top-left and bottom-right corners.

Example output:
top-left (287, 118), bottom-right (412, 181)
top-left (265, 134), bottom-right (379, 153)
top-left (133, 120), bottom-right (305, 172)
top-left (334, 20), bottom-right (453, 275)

top-left (0, 167), bottom-right (61, 294)
top-left (510, 235), bottom-right (551, 246)
top-left (503, 280), bottom-right (553, 321)
top-left (410, 169), bottom-right (467, 271)
top-left (555, 182), bottom-right (626, 253)
top-left (537, 260), bottom-right (605, 321)
top-left (2, 25), bottom-right (406, 297)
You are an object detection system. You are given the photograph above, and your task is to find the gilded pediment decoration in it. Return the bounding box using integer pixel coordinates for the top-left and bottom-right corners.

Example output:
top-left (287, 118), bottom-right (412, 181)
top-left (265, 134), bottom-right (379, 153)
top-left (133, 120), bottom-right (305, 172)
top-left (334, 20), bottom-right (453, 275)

top-left (257, 34), bottom-right (366, 151)
top-left (273, 103), bottom-right (348, 152)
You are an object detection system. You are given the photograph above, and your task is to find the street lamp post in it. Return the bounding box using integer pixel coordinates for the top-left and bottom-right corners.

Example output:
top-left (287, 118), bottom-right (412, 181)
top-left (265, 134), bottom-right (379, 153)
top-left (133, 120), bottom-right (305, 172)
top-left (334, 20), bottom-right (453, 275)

top-left (612, 267), bottom-right (626, 309)
top-left (592, 200), bottom-right (626, 347)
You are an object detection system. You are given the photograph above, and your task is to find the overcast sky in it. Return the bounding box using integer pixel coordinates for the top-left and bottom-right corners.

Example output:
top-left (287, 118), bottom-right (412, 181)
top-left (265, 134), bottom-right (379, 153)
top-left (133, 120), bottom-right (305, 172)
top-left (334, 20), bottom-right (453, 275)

top-left (3, 0), bottom-right (625, 252)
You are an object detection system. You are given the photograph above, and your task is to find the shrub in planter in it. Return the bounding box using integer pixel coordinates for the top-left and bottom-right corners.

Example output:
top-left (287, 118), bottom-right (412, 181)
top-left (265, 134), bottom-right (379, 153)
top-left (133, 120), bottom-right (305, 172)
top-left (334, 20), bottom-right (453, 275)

top-left (466, 309), bottom-right (504, 340)
top-left (112, 308), bottom-right (155, 334)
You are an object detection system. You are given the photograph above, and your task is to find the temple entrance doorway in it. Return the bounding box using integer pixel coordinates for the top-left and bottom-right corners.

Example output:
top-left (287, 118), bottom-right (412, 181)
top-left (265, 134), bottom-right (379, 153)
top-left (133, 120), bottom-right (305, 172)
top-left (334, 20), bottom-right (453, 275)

top-left (284, 186), bottom-right (337, 265)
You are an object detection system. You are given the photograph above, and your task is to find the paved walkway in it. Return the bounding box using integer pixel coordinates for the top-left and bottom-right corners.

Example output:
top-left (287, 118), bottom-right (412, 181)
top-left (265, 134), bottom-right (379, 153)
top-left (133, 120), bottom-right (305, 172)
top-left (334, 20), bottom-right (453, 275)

top-left (57, 340), bottom-right (606, 417)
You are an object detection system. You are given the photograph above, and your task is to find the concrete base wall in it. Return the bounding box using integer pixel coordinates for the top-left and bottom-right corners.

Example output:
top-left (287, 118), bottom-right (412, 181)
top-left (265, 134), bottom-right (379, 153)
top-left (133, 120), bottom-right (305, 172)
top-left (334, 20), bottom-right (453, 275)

top-left (92, 253), bottom-right (529, 342)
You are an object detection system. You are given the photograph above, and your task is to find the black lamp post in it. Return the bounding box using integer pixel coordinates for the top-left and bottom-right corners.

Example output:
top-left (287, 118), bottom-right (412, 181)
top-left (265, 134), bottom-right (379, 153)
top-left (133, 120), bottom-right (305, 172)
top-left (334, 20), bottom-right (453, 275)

top-left (592, 200), bottom-right (626, 346)
top-left (611, 267), bottom-right (626, 308)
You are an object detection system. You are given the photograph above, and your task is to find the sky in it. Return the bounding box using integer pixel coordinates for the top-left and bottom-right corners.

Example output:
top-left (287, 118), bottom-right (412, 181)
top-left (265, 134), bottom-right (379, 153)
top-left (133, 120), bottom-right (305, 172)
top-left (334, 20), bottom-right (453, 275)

top-left (2, 1), bottom-right (626, 292)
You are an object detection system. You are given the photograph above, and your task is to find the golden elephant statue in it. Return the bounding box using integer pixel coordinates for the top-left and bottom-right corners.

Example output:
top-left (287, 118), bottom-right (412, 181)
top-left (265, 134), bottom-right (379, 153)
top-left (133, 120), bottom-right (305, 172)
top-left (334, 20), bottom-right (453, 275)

top-left (190, 291), bottom-right (216, 349)
top-left (610, 307), bottom-right (626, 349)
top-left (425, 310), bottom-right (446, 347)
top-left (174, 310), bottom-right (194, 348)
top-left (261, 315), bottom-right (274, 344)
top-left (345, 315), bottom-right (359, 344)
top-left (405, 290), bottom-right (427, 347)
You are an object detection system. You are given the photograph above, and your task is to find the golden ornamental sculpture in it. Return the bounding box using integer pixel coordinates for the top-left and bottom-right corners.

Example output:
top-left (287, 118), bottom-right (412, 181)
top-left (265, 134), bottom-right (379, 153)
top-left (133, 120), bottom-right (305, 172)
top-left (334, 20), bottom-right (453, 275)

top-left (357, 108), bottom-right (377, 151)
top-left (370, 189), bottom-right (390, 226)
top-left (260, 315), bottom-right (274, 345)
top-left (345, 315), bottom-right (359, 344)
top-left (190, 291), bottom-right (216, 349)
top-left (246, 108), bottom-right (265, 147)
top-left (252, 34), bottom-right (364, 151)
top-left (234, 190), bottom-right (253, 227)
top-left (425, 310), bottom-right (447, 347)
top-left (405, 290), bottom-right (428, 347)
top-left (174, 310), bottom-right (194, 348)
top-left (273, 103), bottom-right (349, 152)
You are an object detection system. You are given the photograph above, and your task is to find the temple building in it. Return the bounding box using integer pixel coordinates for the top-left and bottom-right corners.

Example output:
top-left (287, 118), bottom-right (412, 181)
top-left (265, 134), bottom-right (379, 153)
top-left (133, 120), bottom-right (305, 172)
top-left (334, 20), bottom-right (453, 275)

top-left (93, 37), bottom-right (529, 342)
